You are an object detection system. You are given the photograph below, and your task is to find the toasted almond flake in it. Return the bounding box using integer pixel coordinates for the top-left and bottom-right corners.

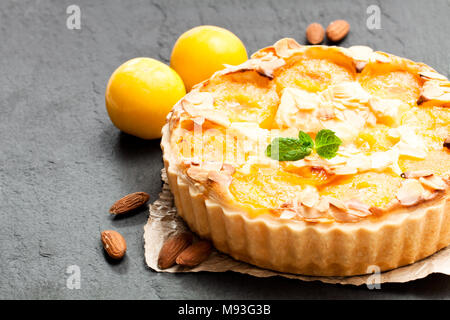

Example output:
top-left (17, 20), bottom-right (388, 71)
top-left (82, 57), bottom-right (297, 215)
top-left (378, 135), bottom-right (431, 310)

top-left (345, 199), bottom-right (372, 216)
top-left (419, 80), bottom-right (450, 104)
top-left (324, 82), bottom-right (371, 108)
top-left (422, 190), bottom-right (439, 201)
top-left (186, 167), bottom-right (209, 182)
top-left (316, 197), bottom-right (330, 212)
top-left (299, 185), bottom-right (320, 208)
top-left (401, 170), bottom-right (433, 179)
top-left (279, 210), bottom-right (297, 220)
top-left (221, 163), bottom-right (235, 175)
top-left (201, 161), bottom-right (223, 171)
top-left (330, 207), bottom-right (361, 223)
top-left (369, 206), bottom-right (384, 216)
top-left (207, 171), bottom-right (232, 187)
top-left (419, 71), bottom-right (448, 81)
top-left (326, 197), bottom-right (348, 211)
top-left (273, 38), bottom-right (302, 58)
top-left (255, 57), bottom-right (286, 79)
top-left (397, 179), bottom-right (425, 206)
top-left (300, 209), bottom-right (326, 220)
top-left (419, 175), bottom-right (447, 191)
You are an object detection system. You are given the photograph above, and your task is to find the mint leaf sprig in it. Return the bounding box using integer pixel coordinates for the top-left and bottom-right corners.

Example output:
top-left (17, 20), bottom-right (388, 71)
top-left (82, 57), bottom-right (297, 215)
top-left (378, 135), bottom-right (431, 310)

top-left (265, 129), bottom-right (342, 161)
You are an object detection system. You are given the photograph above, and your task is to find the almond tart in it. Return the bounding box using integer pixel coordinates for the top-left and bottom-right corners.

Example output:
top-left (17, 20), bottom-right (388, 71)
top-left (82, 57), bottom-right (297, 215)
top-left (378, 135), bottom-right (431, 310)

top-left (161, 38), bottom-right (450, 276)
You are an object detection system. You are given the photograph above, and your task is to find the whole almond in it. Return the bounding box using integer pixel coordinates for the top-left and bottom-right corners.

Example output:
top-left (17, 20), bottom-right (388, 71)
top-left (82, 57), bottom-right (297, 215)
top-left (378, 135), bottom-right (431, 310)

top-left (101, 230), bottom-right (126, 259)
top-left (109, 192), bottom-right (150, 215)
top-left (176, 241), bottom-right (212, 267)
top-left (158, 232), bottom-right (193, 269)
top-left (306, 23), bottom-right (325, 44)
top-left (326, 20), bottom-right (350, 42)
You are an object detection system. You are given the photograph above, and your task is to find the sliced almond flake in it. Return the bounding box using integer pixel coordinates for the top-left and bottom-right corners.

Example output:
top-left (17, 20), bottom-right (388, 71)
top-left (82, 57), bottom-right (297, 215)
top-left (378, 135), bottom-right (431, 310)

top-left (286, 88), bottom-right (320, 110)
top-left (333, 166), bottom-right (358, 175)
top-left (273, 38), bottom-right (302, 58)
top-left (401, 170), bottom-right (433, 179)
top-left (419, 80), bottom-right (450, 104)
top-left (387, 128), bottom-right (400, 138)
top-left (299, 185), bottom-right (320, 208)
top-left (254, 56), bottom-right (286, 79)
top-left (186, 167), bottom-right (209, 182)
top-left (369, 206), bottom-right (384, 216)
top-left (192, 116), bottom-right (205, 126)
top-left (347, 154), bottom-right (371, 171)
top-left (279, 209), bottom-right (297, 220)
top-left (422, 190), bottom-right (439, 201)
top-left (345, 199), bottom-right (372, 216)
top-left (184, 91), bottom-right (214, 106)
top-left (207, 171), bottom-right (232, 188)
top-left (221, 163), bottom-right (236, 175)
top-left (298, 206), bottom-right (326, 220)
top-left (317, 107), bottom-right (335, 120)
top-left (396, 143), bottom-right (427, 159)
top-left (370, 52), bottom-right (391, 63)
top-left (371, 151), bottom-right (393, 170)
top-left (397, 179), bottom-right (425, 206)
top-left (326, 155), bottom-right (348, 165)
top-left (419, 175), bottom-right (447, 191)
top-left (347, 209), bottom-right (371, 218)
top-left (182, 93), bottom-right (231, 127)
top-left (419, 71), bottom-right (448, 81)
top-left (274, 88), bottom-right (322, 130)
top-left (220, 53), bottom-right (285, 79)
top-left (330, 207), bottom-right (361, 223)
top-left (316, 197), bottom-right (330, 212)
top-left (323, 82), bottom-right (371, 109)
top-left (369, 98), bottom-right (405, 126)
top-left (202, 161), bottom-right (224, 172)
top-left (355, 61), bottom-right (367, 73)
top-left (326, 197), bottom-right (348, 211)
top-left (347, 45), bottom-right (373, 62)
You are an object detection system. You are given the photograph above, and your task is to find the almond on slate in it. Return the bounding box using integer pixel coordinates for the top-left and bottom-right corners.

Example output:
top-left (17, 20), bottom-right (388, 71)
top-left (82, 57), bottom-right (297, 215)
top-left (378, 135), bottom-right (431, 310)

top-left (326, 20), bottom-right (350, 42)
top-left (158, 232), bottom-right (193, 269)
top-left (109, 192), bottom-right (150, 215)
top-left (176, 240), bottom-right (212, 267)
top-left (101, 230), bottom-right (127, 259)
top-left (306, 23), bottom-right (325, 44)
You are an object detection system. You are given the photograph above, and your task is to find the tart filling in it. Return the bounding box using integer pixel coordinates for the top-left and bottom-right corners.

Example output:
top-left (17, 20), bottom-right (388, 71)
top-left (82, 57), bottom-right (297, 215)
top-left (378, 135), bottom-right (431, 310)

top-left (166, 39), bottom-right (449, 224)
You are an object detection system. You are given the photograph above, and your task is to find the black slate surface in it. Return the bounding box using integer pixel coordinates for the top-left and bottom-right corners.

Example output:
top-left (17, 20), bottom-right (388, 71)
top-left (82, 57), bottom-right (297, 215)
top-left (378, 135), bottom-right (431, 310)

top-left (0, 0), bottom-right (449, 299)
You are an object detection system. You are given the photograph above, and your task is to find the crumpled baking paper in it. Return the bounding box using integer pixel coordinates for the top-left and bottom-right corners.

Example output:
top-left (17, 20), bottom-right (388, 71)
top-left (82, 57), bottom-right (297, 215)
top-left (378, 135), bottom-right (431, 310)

top-left (144, 169), bottom-right (450, 286)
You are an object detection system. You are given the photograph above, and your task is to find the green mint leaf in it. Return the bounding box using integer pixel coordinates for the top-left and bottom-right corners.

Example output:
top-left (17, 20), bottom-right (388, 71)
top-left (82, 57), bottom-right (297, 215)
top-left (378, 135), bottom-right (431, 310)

top-left (265, 137), bottom-right (313, 161)
top-left (315, 129), bottom-right (342, 159)
top-left (298, 130), bottom-right (314, 150)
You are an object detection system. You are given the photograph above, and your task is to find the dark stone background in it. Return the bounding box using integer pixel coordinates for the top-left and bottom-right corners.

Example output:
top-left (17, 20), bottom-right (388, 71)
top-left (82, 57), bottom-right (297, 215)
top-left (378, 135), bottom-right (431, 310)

top-left (0, 0), bottom-right (449, 299)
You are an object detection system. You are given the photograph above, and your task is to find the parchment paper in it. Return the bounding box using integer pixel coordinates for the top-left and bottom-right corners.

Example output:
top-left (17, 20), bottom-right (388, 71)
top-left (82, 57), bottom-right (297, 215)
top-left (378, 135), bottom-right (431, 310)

top-left (144, 169), bottom-right (450, 286)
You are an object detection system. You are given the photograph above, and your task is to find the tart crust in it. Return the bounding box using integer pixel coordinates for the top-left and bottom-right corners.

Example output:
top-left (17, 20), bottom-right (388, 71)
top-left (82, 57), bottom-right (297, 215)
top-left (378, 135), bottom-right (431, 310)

top-left (161, 39), bottom-right (450, 276)
top-left (162, 124), bottom-right (450, 276)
